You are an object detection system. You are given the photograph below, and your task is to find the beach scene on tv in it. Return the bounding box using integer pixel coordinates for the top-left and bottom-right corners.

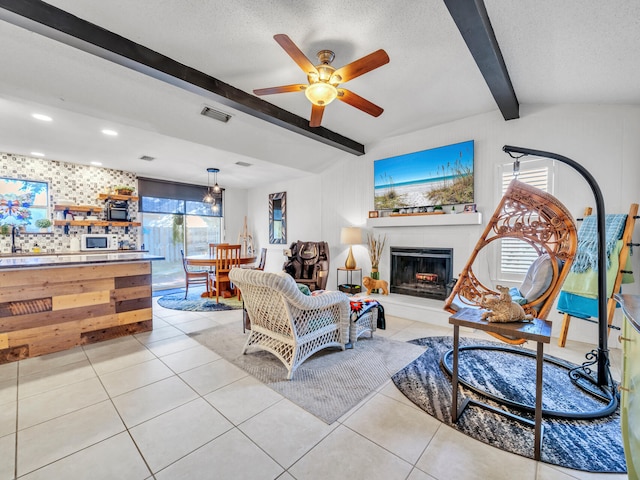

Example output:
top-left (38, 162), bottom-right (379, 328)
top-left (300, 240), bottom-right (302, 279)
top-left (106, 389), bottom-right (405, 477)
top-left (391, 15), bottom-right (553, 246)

top-left (374, 140), bottom-right (474, 210)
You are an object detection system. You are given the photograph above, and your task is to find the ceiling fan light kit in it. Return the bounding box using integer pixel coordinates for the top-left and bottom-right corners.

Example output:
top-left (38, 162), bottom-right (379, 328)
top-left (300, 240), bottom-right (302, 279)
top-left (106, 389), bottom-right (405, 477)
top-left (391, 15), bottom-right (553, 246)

top-left (254, 34), bottom-right (389, 127)
top-left (305, 82), bottom-right (337, 106)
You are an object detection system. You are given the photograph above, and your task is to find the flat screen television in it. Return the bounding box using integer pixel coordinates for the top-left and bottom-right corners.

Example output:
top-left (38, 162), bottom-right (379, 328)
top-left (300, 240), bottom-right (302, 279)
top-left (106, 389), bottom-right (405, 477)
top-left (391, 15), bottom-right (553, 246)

top-left (374, 140), bottom-right (474, 210)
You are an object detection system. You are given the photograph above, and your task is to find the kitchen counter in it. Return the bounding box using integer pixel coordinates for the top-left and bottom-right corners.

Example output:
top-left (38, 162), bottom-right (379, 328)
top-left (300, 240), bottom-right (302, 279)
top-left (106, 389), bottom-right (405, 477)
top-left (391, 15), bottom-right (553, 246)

top-left (0, 252), bottom-right (163, 363)
top-left (0, 251), bottom-right (163, 269)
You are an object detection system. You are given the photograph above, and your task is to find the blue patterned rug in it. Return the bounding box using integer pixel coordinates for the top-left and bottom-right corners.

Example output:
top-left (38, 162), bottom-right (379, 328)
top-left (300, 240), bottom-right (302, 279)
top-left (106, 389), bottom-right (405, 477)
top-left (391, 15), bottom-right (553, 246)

top-left (392, 336), bottom-right (626, 473)
top-left (157, 289), bottom-right (242, 312)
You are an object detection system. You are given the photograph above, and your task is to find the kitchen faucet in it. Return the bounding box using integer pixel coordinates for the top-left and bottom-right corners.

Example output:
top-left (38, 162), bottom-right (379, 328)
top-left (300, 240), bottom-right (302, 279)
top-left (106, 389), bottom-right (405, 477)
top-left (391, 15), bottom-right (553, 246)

top-left (11, 226), bottom-right (22, 253)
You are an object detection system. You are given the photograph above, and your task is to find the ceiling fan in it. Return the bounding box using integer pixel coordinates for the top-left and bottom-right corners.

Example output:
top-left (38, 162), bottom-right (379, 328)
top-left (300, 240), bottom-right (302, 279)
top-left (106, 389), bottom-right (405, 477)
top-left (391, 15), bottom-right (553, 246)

top-left (253, 34), bottom-right (389, 127)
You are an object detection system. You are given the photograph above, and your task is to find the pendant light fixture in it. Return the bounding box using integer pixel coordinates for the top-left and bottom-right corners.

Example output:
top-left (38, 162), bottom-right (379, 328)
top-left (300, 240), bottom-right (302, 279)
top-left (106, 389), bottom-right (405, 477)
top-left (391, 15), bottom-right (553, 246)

top-left (211, 168), bottom-right (221, 193)
top-left (203, 167), bottom-right (220, 204)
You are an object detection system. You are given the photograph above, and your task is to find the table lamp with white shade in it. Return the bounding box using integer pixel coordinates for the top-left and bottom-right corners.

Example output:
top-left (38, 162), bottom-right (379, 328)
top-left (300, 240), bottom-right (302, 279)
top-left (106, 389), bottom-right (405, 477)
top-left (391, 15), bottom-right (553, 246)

top-left (340, 226), bottom-right (362, 270)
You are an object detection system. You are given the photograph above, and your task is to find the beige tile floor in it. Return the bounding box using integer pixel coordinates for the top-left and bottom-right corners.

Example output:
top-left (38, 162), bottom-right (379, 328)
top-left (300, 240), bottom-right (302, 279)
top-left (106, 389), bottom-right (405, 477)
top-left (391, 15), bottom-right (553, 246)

top-left (0, 297), bottom-right (628, 480)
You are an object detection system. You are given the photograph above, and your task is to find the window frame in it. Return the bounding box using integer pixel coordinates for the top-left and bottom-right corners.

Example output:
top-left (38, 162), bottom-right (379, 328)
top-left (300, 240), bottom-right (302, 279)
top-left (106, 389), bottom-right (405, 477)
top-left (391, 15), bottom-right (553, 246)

top-left (0, 176), bottom-right (50, 233)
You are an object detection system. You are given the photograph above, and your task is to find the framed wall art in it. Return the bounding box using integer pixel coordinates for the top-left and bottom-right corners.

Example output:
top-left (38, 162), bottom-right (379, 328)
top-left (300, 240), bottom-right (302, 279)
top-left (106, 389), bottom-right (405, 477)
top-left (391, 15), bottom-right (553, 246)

top-left (374, 140), bottom-right (474, 210)
top-left (269, 191), bottom-right (286, 244)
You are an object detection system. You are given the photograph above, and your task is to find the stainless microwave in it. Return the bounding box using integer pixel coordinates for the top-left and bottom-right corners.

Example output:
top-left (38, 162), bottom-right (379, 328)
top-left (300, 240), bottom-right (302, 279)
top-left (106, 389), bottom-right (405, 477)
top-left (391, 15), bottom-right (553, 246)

top-left (81, 234), bottom-right (118, 251)
top-left (107, 205), bottom-right (129, 221)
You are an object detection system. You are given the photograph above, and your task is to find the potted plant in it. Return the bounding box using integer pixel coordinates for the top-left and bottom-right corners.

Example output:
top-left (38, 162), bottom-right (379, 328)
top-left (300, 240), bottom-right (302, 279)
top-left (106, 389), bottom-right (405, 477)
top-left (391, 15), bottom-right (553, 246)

top-left (35, 218), bottom-right (52, 231)
top-left (172, 214), bottom-right (184, 245)
top-left (113, 185), bottom-right (135, 196)
top-left (367, 233), bottom-right (386, 293)
top-left (0, 224), bottom-right (9, 236)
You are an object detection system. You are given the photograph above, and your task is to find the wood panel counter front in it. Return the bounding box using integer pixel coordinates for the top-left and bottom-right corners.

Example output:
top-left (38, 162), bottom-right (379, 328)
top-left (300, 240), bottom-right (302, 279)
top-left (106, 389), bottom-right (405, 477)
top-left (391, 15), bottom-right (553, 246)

top-left (0, 253), bottom-right (163, 364)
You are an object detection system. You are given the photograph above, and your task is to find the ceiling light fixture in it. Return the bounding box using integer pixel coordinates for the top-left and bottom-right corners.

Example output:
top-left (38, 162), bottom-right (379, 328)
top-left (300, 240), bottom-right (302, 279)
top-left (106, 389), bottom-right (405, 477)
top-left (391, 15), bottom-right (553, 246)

top-left (211, 168), bottom-right (221, 193)
top-left (304, 82), bottom-right (338, 106)
top-left (32, 113), bottom-right (52, 122)
top-left (304, 50), bottom-right (338, 106)
top-left (30, 151), bottom-right (45, 157)
top-left (91, 161), bottom-right (102, 166)
top-left (101, 129), bottom-right (118, 136)
top-left (203, 167), bottom-right (221, 204)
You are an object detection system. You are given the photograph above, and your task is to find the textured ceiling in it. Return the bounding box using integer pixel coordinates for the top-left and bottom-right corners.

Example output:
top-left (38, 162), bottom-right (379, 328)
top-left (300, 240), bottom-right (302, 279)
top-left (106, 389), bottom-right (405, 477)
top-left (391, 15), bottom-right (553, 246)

top-left (0, 0), bottom-right (638, 189)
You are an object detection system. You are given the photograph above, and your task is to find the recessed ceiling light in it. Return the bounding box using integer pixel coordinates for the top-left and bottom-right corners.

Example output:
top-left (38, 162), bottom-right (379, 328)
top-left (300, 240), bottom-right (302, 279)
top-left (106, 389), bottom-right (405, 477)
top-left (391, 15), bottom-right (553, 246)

top-left (101, 129), bottom-right (118, 136)
top-left (30, 151), bottom-right (45, 157)
top-left (32, 113), bottom-right (52, 122)
top-left (91, 161), bottom-right (102, 166)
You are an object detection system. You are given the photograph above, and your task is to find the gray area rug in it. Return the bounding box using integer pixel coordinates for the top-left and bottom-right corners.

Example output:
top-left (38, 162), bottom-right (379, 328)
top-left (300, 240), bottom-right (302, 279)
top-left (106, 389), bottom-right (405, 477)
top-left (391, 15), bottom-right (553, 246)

top-left (392, 336), bottom-right (626, 473)
top-left (189, 324), bottom-right (426, 424)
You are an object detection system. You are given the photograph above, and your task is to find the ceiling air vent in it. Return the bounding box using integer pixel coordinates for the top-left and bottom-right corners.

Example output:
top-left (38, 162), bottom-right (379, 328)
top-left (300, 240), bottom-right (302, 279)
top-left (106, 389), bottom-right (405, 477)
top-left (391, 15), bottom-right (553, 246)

top-left (139, 155), bottom-right (155, 161)
top-left (235, 161), bottom-right (252, 167)
top-left (201, 106), bottom-right (232, 123)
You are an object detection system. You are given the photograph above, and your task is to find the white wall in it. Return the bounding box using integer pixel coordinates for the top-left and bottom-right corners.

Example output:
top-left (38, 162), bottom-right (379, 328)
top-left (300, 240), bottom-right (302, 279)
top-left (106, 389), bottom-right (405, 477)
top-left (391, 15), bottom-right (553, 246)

top-left (223, 187), bottom-right (248, 245)
top-left (250, 103), bottom-right (640, 345)
top-left (246, 175), bottom-right (322, 272)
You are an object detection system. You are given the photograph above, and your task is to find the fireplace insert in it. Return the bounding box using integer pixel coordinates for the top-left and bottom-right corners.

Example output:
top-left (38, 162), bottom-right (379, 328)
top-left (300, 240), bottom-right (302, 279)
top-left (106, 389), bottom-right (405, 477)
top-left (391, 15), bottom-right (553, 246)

top-left (390, 247), bottom-right (453, 300)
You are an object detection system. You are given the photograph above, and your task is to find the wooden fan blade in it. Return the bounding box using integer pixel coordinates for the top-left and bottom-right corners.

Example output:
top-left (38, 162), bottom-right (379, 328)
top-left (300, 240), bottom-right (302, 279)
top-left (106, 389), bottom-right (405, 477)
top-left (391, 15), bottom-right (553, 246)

top-left (337, 89), bottom-right (384, 117)
top-left (333, 49), bottom-right (389, 83)
top-left (253, 84), bottom-right (307, 96)
top-left (273, 34), bottom-right (318, 76)
top-left (310, 104), bottom-right (325, 127)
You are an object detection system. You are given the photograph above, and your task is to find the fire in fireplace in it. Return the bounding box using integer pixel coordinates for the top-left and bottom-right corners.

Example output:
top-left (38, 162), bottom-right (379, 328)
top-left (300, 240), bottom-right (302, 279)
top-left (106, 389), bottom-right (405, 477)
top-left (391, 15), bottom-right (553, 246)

top-left (390, 247), bottom-right (453, 300)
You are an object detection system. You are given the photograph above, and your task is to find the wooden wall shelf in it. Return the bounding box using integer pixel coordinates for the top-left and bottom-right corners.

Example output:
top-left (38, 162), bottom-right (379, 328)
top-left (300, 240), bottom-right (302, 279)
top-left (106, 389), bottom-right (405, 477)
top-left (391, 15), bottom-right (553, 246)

top-left (98, 193), bottom-right (139, 201)
top-left (53, 199), bottom-right (140, 230)
top-left (53, 220), bottom-right (141, 228)
top-left (54, 204), bottom-right (102, 213)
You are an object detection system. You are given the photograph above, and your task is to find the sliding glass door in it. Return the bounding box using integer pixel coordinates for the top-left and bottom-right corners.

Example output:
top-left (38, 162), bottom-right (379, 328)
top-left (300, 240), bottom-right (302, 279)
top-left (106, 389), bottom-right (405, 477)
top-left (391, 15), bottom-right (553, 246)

top-left (142, 211), bottom-right (222, 290)
top-left (138, 178), bottom-right (224, 291)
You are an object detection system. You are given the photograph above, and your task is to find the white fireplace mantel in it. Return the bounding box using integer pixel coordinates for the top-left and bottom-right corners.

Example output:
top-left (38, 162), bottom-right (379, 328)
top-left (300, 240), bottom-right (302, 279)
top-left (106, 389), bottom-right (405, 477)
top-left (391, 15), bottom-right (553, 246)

top-left (366, 212), bottom-right (482, 228)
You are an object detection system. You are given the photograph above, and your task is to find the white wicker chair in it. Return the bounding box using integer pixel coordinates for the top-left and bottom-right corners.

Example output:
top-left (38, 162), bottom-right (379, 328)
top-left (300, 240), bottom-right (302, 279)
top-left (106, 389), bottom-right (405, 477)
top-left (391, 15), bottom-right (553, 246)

top-left (229, 268), bottom-right (350, 379)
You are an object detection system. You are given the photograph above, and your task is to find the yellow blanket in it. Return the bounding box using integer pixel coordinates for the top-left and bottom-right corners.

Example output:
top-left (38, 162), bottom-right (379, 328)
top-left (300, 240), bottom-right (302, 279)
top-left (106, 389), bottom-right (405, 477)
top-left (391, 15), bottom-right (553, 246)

top-left (561, 240), bottom-right (633, 299)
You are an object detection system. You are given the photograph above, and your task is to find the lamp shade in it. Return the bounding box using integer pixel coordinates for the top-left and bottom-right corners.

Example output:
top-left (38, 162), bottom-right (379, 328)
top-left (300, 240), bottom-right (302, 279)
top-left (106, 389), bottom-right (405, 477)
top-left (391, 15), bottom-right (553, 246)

top-left (340, 227), bottom-right (362, 245)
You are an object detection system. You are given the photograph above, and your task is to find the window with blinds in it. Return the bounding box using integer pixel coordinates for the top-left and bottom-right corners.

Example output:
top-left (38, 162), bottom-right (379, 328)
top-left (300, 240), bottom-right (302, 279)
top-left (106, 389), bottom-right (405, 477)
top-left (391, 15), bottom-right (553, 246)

top-left (499, 164), bottom-right (551, 277)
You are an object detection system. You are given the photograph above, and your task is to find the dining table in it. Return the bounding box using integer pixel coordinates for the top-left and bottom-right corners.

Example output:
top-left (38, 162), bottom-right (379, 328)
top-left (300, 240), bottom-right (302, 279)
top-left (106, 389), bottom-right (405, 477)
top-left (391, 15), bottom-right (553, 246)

top-left (186, 253), bottom-right (257, 298)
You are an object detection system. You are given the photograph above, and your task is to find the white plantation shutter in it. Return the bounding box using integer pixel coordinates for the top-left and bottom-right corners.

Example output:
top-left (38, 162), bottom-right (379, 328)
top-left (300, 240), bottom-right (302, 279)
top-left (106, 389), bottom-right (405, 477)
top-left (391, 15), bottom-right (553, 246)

top-left (501, 168), bottom-right (548, 193)
top-left (500, 166), bottom-right (550, 276)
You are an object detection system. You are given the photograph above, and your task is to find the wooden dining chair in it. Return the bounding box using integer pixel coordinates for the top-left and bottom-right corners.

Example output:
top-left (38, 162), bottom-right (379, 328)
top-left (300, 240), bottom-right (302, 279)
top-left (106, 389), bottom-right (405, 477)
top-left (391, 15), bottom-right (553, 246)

top-left (213, 244), bottom-right (241, 302)
top-left (208, 242), bottom-right (229, 257)
top-left (206, 243), bottom-right (229, 286)
top-left (180, 249), bottom-right (209, 299)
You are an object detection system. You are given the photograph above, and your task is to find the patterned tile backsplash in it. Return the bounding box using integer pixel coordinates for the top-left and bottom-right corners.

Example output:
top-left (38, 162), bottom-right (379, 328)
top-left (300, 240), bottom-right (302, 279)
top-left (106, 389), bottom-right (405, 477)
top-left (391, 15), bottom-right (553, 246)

top-left (1, 152), bottom-right (140, 254)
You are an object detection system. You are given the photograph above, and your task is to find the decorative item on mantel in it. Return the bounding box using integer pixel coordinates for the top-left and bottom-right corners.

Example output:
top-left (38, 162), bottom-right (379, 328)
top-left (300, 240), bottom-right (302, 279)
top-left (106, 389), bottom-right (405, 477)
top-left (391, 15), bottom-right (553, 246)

top-left (367, 232), bottom-right (386, 293)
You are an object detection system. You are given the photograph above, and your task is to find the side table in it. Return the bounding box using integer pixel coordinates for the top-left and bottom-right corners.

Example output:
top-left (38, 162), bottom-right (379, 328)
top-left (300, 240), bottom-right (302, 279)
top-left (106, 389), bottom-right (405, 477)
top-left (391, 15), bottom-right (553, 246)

top-left (448, 308), bottom-right (552, 461)
top-left (337, 267), bottom-right (362, 294)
